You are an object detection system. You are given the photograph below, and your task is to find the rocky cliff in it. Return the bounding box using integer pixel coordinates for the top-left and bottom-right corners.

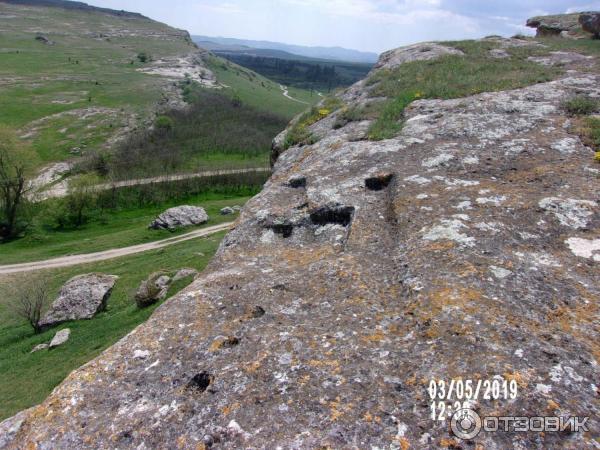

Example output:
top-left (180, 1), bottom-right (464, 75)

top-left (2, 19), bottom-right (600, 450)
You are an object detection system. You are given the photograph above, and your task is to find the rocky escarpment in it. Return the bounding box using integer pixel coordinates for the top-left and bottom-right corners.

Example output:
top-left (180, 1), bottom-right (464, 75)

top-left (2, 33), bottom-right (600, 450)
top-left (527, 11), bottom-right (600, 38)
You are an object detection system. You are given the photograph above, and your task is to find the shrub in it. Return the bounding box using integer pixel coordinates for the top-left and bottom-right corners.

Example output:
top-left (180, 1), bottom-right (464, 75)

top-left (155, 115), bottom-right (174, 132)
top-left (11, 278), bottom-right (49, 334)
top-left (562, 95), bottom-right (599, 116)
top-left (137, 52), bottom-right (150, 63)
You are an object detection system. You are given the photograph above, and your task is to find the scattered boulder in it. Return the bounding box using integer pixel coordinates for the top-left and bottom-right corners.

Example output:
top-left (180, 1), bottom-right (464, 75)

top-left (38, 274), bottom-right (118, 329)
top-left (220, 207), bottom-right (235, 215)
top-left (579, 12), bottom-right (600, 38)
top-left (232, 205), bottom-right (242, 211)
top-left (135, 272), bottom-right (171, 307)
top-left (173, 268), bottom-right (198, 282)
top-left (49, 329), bottom-right (70, 348)
top-left (30, 343), bottom-right (49, 353)
top-left (149, 206), bottom-right (208, 230)
top-left (35, 34), bottom-right (54, 45)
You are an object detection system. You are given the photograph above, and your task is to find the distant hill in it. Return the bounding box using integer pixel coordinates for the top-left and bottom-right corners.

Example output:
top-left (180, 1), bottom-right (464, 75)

top-left (193, 35), bottom-right (379, 63)
top-left (1, 0), bottom-right (146, 18)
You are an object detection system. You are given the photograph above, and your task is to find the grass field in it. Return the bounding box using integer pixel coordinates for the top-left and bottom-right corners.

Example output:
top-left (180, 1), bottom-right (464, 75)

top-left (0, 194), bottom-right (250, 265)
top-left (0, 232), bottom-right (226, 421)
top-left (0, 2), bottom-right (197, 167)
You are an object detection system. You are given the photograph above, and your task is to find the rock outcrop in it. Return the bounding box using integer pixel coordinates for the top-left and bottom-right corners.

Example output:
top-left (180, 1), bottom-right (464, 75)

top-left (2, 34), bottom-right (600, 450)
top-left (149, 205), bottom-right (209, 230)
top-left (580, 12), bottom-right (600, 38)
top-left (38, 274), bottom-right (118, 329)
top-left (527, 11), bottom-right (600, 38)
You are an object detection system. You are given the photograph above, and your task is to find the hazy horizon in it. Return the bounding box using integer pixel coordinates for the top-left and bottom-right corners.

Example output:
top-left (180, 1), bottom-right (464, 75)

top-left (59, 0), bottom-right (600, 54)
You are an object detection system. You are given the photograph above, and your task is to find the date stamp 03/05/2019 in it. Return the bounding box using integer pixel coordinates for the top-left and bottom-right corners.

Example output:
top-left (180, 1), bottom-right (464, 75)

top-left (427, 377), bottom-right (590, 440)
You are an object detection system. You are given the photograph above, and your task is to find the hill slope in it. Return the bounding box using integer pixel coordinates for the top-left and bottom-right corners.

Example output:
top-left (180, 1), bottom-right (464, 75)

top-left (0, 1), bottom-right (315, 178)
top-left (2, 13), bottom-right (600, 450)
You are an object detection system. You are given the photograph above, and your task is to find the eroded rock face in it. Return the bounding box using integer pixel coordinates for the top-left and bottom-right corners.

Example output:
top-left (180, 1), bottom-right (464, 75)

top-left (149, 205), bottom-right (209, 230)
top-left (38, 274), bottom-right (118, 329)
top-left (579, 12), bottom-right (600, 37)
top-left (374, 42), bottom-right (463, 70)
top-left (526, 13), bottom-right (583, 36)
top-left (3, 39), bottom-right (600, 450)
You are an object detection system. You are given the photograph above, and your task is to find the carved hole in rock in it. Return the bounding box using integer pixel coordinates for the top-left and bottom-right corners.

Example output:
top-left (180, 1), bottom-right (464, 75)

top-left (250, 305), bottom-right (266, 318)
top-left (310, 205), bottom-right (355, 227)
top-left (271, 223), bottom-right (294, 238)
top-left (365, 173), bottom-right (394, 191)
top-left (187, 371), bottom-right (212, 392)
top-left (288, 176), bottom-right (306, 188)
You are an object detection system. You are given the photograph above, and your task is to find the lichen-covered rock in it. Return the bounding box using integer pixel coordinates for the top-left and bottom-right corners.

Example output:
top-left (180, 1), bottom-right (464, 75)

top-left (38, 274), bottom-right (118, 329)
top-left (173, 268), bottom-right (198, 282)
top-left (134, 272), bottom-right (172, 307)
top-left (149, 205), bottom-right (208, 230)
top-left (3, 33), bottom-right (600, 450)
top-left (526, 13), bottom-right (583, 36)
top-left (220, 207), bottom-right (235, 215)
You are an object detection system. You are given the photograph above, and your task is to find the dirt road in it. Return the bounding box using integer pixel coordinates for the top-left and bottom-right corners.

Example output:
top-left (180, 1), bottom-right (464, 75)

top-left (0, 222), bottom-right (233, 274)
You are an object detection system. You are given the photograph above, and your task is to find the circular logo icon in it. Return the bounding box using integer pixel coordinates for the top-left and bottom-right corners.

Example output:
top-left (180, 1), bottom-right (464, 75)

top-left (451, 408), bottom-right (482, 440)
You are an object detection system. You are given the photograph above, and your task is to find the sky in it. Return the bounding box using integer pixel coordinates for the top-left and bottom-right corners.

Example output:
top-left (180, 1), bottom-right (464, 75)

top-left (87, 0), bottom-right (600, 53)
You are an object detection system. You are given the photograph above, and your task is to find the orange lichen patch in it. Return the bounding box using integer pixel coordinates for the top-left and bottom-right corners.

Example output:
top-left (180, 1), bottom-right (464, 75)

top-left (547, 399), bottom-right (560, 411)
top-left (440, 437), bottom-right (460, 448)
top-left (329, 141), bottom-right (343, 151)
top-left (244, 352), bottom-right (269, 374)
top-left (176, 436), bottom-right (187, 449)
top-left (324, 396), bottom-right (353, 422)
top-left (209, 336), bottom-right (239, 352)
top-left (196, 444), bottom-right (207, 450)
top-left (503, 371), bottom-right (529, 389)
top-left (396, 436), bottom-right (410, 450)
top-left (221, 402), bottom-right (240, 416)
top-left (424, 241), bottom-right (456, 252)
top-left (363, 411), bottom-right (374, 422)
top-left (278, 245), bottom-right (337, 268)
top-left (361, 329), bottom-right (385, 343)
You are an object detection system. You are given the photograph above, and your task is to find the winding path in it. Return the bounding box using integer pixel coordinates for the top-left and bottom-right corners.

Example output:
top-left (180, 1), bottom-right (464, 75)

top-left (279, 84), bottom-right (309, 104)
top-left (35, 167), bottom-right (270, 201)
top-left (0, 222), bottom-right (233, 275)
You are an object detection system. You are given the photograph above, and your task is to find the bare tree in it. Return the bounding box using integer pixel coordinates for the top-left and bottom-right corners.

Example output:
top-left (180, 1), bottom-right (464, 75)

top-left (13, 279), bottom-right (49, 334)
top-left (0, 126), bottom-right (37, 241)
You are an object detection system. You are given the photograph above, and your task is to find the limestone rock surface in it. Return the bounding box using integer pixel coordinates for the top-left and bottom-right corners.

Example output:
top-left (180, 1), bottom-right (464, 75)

top-left (49, 328), bottom-right (70, 348)
top-left (579, 12), bottom-right (600, 37)
top-left (2, 34), bottom-right (600, 450)
top-left (38, 274), bottom-right (118, 329)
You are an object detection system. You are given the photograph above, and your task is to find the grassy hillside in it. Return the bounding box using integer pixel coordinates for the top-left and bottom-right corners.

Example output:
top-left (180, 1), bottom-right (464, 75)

top-left (0, 1), bottom-right (317, 174)
top-left (0, 232), bottom-right (226, 420)
top-left (0, 1), bottom-right (197, 168)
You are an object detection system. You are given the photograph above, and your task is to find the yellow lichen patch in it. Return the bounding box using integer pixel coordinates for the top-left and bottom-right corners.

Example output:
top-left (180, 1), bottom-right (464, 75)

top-left (363, 411), bottom-right (373, 422)
top-left (176, 436), bottom-right (187, 449)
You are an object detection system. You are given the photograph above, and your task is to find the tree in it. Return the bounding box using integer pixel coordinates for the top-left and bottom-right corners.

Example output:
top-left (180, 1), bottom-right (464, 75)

top-left (64, 173), bottom-right (101, 227)
top-left (13, 278), bottom-right (49, 334)
top-left (0, 126), bottom-right (37, 241)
